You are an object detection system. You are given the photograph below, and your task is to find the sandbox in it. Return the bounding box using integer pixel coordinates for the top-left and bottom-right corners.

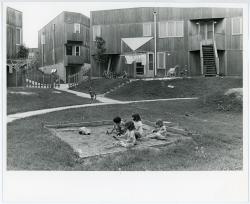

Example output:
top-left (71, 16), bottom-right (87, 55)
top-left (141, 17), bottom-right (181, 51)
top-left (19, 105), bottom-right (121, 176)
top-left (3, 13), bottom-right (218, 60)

top-left (45, 120), bottom-right (192, 158)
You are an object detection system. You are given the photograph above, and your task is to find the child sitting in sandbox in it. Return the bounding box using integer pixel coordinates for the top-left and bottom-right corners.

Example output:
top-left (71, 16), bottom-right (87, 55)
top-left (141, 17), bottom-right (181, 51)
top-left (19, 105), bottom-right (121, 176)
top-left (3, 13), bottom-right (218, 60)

top-left (132, 113), bottom-right (144, 139)
top-left (147, 119), bottom-right (169, 140)
top-left (106, 116), bottom-right (126, 136)
top-left (113, 121), bottom-right (136, 148)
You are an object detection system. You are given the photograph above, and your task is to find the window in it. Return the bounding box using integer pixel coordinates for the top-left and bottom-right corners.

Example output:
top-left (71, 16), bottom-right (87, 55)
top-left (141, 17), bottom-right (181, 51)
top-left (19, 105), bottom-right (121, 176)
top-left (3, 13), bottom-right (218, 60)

top-left (66, 45), bottom-right (73, 55)
top-left (148, 53), bottom-right (154, 70)
top-left (143, 23), bottom-right (151, 36)
top-left (136, 62), bottom-right (144, 75)
top-left (75, 46), bottom-right (80, 56)
top-left (159, 21), bottom-right (184, 37)
top-left (41, 33), bottom-right (45, 45)
top-left (28, 52), bottom-right (35, 59)
top-left (86, 29), bottom-right (90, 46)
top-left (93, 25), bottom-right (101, 41)
top-left (16, 28), bottom-right (21, 45)
top-left (232, 17), bottom-right (243, 35)
top-left (157, 52), bottom-right (165, 69)
top-left (74, 23), bottom-right (80, 33)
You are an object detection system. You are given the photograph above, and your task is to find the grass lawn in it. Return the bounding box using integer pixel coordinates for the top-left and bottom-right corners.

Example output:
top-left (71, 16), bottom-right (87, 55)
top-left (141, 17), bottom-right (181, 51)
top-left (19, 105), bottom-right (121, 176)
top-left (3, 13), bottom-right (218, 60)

top-left (7, 98), bottom-right (242, 170)
top-left (7, 87), bottom-right (92, 115)
top-left (71, 78), bottom-right (129, 94)
top-left (106, 77), bottom-right (242, 101)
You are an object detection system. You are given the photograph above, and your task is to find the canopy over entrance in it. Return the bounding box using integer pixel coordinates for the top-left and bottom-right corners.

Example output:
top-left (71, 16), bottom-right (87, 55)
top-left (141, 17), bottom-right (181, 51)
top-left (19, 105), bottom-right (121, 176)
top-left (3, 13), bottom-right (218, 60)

top-left (124, 53), bottom-right (146, 65)
top-left (121, 37), bottom-right (153, 51)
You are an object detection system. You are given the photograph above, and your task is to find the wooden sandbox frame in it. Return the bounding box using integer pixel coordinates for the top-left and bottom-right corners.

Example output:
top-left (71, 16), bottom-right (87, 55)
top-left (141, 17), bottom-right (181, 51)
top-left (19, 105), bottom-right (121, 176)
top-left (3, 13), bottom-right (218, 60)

top-left (43, 120), bottom-right (192, 158)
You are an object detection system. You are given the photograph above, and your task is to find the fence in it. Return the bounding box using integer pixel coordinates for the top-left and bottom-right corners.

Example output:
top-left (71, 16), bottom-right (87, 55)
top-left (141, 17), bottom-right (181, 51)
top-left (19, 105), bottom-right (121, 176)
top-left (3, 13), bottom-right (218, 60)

top-left (68, 68), bottom-right (90, 88)
top-left (25, 69), bottom-right (60, 88)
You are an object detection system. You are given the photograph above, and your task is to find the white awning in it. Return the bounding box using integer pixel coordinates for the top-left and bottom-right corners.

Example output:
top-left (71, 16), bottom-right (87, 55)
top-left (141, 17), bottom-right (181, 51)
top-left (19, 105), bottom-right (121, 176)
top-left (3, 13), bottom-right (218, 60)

top-left (121, 37), bottom-right (153, 51)
top-left (124, 53), bottom-right (146, 65)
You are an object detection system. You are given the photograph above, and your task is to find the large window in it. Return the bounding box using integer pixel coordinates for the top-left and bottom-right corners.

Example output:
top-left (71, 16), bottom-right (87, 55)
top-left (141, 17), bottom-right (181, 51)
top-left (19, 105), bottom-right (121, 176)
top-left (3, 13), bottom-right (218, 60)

top-left (143, 23), bottom-right (151, 36)
top-left (75, 46), bottom-right (80, 56)
top-left (16, 28), bottom-right (21, 45)
top-left (93, 25), bottom-right (101, 41)
top-left (232, 17), bottom-right (243, 35)
top-left (157, 52), bottom-right (165, 69)
top-left (159, 21), bottom-right (184, 37)
top-left (74, 23), bottom-right (80, 33)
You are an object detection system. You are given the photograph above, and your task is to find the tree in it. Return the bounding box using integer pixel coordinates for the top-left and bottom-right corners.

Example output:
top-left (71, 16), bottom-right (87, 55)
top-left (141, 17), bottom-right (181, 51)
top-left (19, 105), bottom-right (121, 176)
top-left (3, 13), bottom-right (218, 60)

top-left (17, 44), bottom-right (29, 59)
top-left (28, 53), bottom-right (39, 70)
top-left (93, 36), bottom-right (108, 76)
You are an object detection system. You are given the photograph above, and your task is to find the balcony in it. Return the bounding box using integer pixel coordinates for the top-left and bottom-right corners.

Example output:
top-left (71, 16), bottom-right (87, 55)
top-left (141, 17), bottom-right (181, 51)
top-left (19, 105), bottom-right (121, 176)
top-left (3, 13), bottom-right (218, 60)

top-left (64, 55), bottom-right (84, 66)
top-left (188, 33), bottom-right (225, 51)
top-left (65, 33), bottom-right (83, 44)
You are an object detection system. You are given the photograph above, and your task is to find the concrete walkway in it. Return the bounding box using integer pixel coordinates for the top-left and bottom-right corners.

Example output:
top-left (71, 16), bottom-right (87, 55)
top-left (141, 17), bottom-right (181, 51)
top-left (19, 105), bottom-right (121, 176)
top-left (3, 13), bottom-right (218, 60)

top-left (56, 84), bottom-right (121, 103)
top-left (7, 97), bottom-right (198, 123)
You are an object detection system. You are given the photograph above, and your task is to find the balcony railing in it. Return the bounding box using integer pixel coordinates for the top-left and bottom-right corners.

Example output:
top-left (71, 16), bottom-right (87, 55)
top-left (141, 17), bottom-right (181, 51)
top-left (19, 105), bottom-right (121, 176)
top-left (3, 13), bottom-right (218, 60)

top-left (189, 33), bottom-right (225, 51)
top-left (64, 55), bottom-right (84, 66)
top-left (65, 32), bottom-right (83, 43)
top-left (214, 33), bottom-right (225, 50)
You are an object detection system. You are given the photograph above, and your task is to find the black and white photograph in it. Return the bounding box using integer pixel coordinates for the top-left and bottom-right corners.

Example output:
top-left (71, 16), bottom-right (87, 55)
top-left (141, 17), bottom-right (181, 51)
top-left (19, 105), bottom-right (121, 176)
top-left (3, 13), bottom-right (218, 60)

top-left (1, 0), bottom-right (249, 203)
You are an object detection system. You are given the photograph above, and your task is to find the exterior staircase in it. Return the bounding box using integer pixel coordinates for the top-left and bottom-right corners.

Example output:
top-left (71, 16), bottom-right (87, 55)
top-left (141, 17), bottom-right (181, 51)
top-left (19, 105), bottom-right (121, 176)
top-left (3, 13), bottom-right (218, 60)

top-left (202, 45), bottom-right (217, 76)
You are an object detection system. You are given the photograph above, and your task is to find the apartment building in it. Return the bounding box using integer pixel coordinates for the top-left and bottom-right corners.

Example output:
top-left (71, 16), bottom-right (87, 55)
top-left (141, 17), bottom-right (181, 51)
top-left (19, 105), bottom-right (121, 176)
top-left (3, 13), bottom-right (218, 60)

top-left (90, 7), bottom-right (243, 77)
top-left (38, 11), bottom-right (90, 82)
top-left (6, 7), bottom-right (24, 87)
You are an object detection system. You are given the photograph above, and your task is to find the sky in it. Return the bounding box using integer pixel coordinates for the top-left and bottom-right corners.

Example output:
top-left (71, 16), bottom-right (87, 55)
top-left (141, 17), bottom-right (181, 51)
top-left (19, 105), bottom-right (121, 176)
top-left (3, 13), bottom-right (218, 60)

top-left (4, 1), bottom-right (244, 48)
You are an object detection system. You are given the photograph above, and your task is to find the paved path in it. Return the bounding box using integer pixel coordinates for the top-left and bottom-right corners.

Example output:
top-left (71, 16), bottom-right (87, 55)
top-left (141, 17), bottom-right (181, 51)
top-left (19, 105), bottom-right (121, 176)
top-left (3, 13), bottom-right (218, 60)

top-left (7, 97), bottom-right (198, 123)
top-left (56, 84), bottom-right (121, 103)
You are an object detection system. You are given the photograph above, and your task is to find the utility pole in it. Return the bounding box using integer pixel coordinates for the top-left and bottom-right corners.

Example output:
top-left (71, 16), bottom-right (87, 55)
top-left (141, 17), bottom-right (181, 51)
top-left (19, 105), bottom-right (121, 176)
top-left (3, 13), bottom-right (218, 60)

top-left (53, 24), bottom-right (56, 64)
top-left (153, 11), bottom-right (157, 77)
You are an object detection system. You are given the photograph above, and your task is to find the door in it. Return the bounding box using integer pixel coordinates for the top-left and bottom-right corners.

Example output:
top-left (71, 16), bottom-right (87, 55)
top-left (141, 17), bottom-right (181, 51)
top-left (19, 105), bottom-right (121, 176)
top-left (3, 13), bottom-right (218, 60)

top-left (147, 52), bottom-right (154, 77)
top-left (200, 21), bottom-right (214, 41)
top-left (207, 22), bottom-right (213, 40)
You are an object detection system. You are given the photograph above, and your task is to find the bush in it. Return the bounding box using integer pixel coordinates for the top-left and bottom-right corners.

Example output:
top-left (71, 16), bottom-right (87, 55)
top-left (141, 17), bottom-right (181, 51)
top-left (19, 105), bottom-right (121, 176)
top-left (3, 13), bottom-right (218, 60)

top-left (202, 91), bottom-right (242, 112)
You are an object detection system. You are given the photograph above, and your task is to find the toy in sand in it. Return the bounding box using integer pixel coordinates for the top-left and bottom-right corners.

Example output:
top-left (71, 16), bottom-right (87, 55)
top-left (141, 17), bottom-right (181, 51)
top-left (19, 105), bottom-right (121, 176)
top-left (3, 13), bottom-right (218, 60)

top-left (79, 127), bottom-right (91, 135)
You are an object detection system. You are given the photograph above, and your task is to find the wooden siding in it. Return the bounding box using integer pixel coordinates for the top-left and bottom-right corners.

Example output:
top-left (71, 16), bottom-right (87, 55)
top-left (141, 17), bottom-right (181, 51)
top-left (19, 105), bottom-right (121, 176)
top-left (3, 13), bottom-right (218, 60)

top-left (7, 7), bottom-right (22, 59)
top-left (64, 11), bottom-right (90, 27)
top-left (225, 17), bottom-right (243, 50)
top-left (7, 7), bottom-right (22, 27)
top-left (226, 50), bottom-right (243, 76)
top-left (38, 11), bottom-right (90, 68)
top-left (91, 7), bottom-right (243, 77)
top-left (65, 23), bottom-right (90, 47)
top-left (189, 51), bottom-right (201, 76)
top-left (38, 12), bottom-right (65, 66)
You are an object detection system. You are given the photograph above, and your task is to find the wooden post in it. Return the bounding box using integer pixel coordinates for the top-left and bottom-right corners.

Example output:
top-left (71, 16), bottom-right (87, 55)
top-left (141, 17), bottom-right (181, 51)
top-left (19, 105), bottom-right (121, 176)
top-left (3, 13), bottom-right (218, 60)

top-left (40, 74), bottom-right (42, 88)
top-left (15, 71), bottom-right (18, 87)
top-left (43, 74), bottom-right (45, 88)
top-left (33, 70), bottom-right (35, 87)
top-left (107, 57), bottom-right (111, 73)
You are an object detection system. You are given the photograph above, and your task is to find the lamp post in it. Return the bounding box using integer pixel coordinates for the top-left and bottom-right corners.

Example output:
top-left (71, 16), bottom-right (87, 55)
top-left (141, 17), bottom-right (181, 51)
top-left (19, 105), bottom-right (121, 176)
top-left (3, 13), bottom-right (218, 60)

top-left (153, 11), bottom-right (157, 77)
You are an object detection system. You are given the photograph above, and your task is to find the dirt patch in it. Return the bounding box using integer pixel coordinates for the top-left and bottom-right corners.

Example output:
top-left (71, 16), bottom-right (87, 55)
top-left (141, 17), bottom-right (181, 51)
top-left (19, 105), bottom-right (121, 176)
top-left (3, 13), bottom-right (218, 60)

top-left (225, 88), bottom-right (243, 102)
top-left (49, 123), bottom-right (192, 158)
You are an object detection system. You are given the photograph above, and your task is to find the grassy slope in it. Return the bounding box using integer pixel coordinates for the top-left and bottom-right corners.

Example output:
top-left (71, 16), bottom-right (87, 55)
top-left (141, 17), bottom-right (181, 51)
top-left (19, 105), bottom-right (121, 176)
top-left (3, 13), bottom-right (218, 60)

top-left (7, 100), bottom-right (242, 170)
top-left (7, 87), bottom-right (92, 115)
top-left (71, 78), bottom-right (129, 94)
top-left (106, 77), bottom-right (242, 100)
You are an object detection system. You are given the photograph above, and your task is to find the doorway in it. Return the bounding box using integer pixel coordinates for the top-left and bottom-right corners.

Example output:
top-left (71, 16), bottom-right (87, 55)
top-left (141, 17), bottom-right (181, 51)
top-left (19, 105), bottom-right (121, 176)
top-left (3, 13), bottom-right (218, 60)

top-left (199, 21), bottom-right (214, 41)
top-left (147, 52), bottom-right (154, 77)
